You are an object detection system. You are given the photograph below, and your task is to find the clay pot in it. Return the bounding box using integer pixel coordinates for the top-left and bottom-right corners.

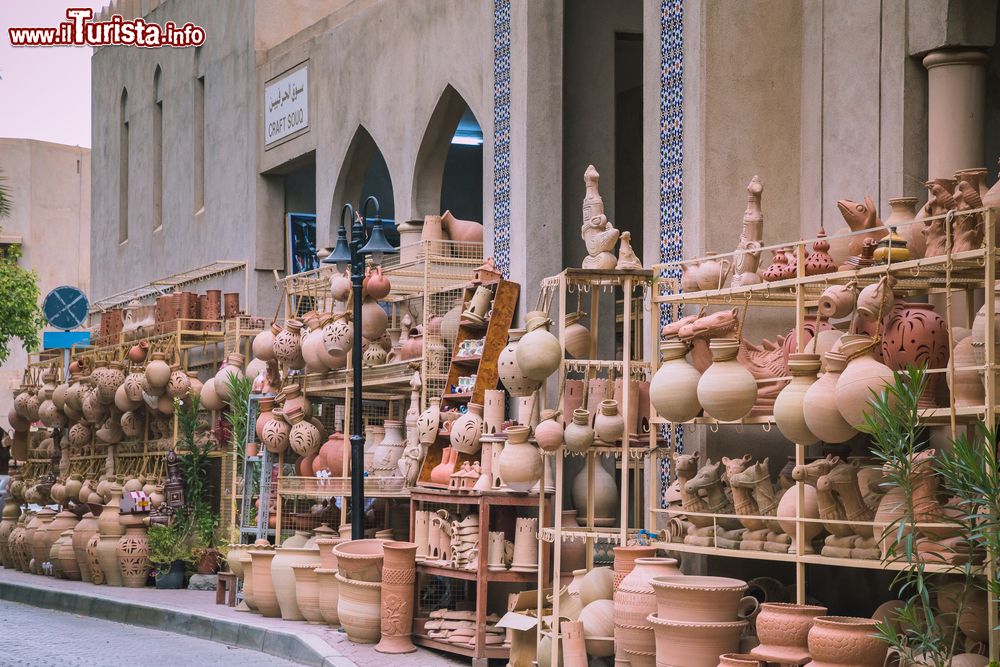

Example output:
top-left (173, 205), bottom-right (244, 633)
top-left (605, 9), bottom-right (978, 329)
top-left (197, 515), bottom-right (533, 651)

top-left (0, 498), bottom-right (21, 569)
top-left (882, 303), bottom-right (949, 408)
top-left (116, 514), bottom-right (150, 588)
top-left (697, 338), bottom-right (756, 421)
top-left (261, 409), bottom-right (290, 454)
top-left (330, 270), bottom-right (352, 302)
top-left (803, 351), bottom-right (858, 444)
top-left (516, 317), bottom-right (562, 381)
top-left (497, 425), bottom-right (542, 492)
top-left (774, 353), bottom-right (821, 446)
top-left (200, 377), bottom-right (224, 411)
top-left (613, 546), bottom-right (658, 591)
top-left (695, 252), bottom-right (732, 290)
top-left (572, 458), bottom-right (617, 526)
top-left (594, 399), bottom-right (624, 444)
top-left (450, 403), bottom-right (484, 454)
top-left (287, 407), bottom-right (321, 457)
top-left (290, 562), bottom-right (323, 623)
top-left (564, 315), bottom-right (591, 359)
top-left (579, 599), bottom-right (616, 657)
top-left (776, 484), bottom-right (821, 554)
top-left (252, 324), bottom-right (278, 362)
top-left (361, 298), bottom-right (389, 341)
top-left (365, 266), bottom-right (391, 300)
top-left (806, 616), bottom-right (887, 666)
top-left (144, 352), bottom-right (171, 391)
top-left (375, 541), bottom-right (418, 654)
top-left (649, 341), bottom-right (702, 423)
top-left (615, 558), bottom-right (682, 660)
top-left (751, 603), bottom-right (827, 664)
top-left (886, 197), bottom-right (923, 259)
top-left (96, 486), bottom-right (125, 586)
top-left (949, 333), bottom-right (984, 408)
top-left (719, 655), bottom-right (764, 667)
top-left (336, 574), bottom-right (382, 643)
top-left (272, 547), bottom-right (320, 621)
top-left (333, 538), bottom-right (384, 582)
top-left (273, 320), bottom-right (304, 366)
top-left (55, 529), bottom-right (80, 580)
top-left (499, 328), bottom-right (542, 397)
top-left (835, 334), bottom-right (894, 430)
top-left (323, 312), bottom-right (353, 357)
top-left (534, 410), bottom-right (564, 452)
top-left (650, 575), bottom-right (748, 622)
top-left (319, 432), bottom-right (346, 477)
top-left (817, 283), bottom-right (857, 319)
top-left (250, 551), bottom-right (280, 617)
top-left (578, 566), bottom-right (615, 607)
top-left (648, 614), bottom-right (747, 667)
top-left (315, 567), bottom-right (340, 626)
top-left (441, 210), bottom-right (484, 243)
top-left (564, 409), bottom-right (594, 453)
top-left (856, 278), bottom-right (893, 321)
top-left (254, 397), bottom-right (275, 441)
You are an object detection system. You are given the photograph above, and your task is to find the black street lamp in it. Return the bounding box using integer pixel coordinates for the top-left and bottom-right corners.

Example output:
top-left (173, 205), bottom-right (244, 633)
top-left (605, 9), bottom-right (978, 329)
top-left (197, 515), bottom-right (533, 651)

top-left (322, 196), bottom-right (397, 539)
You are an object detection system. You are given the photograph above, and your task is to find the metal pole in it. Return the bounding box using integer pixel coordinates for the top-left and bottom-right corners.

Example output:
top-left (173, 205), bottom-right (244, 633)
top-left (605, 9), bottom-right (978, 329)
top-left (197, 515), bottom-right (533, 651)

top-left (350, 212), bottom-right (366, 541)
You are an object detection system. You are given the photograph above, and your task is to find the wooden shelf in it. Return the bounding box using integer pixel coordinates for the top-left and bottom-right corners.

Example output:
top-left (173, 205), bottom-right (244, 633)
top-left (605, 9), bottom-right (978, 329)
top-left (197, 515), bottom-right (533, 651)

top-left (417, 562), bottom-right (537, 582)
top-left (413, 634), bottom-right (509, 660)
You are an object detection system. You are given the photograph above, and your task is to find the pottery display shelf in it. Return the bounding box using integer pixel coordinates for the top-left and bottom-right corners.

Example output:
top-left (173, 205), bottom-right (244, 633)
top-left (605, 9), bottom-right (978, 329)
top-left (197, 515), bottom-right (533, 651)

top-left (649, 206), bottom-right (1000, 662)
top-left (409, 488), bottom-right (552, 666)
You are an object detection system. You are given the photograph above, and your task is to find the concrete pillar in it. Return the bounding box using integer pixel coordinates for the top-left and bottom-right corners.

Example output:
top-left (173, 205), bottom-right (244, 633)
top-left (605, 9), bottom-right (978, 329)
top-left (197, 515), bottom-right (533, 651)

top-left (922, 49), bottom-right (989, 177)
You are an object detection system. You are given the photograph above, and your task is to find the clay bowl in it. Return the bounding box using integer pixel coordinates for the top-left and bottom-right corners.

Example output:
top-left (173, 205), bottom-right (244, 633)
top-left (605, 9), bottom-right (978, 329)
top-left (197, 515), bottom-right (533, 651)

top-left (647, 614), bottom-right (747, 666)
top-left (751, 602), bottom-right (828, 664)
top-left (807, 616), bottom-right (887, 667)
top-left (332, 538), bottom-right (385, 582)
top-left (650, 575), bottom-right (748, 622)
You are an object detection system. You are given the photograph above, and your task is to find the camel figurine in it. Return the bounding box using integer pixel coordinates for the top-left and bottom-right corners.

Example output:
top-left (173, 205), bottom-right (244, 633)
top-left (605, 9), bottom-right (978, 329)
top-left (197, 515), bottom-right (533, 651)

top-left (906, 449), bottom-right (980, 564)
top-left (684, 457), bottom-right (745, 549)
top-left (830, 196), bottom-right (887, 269)
top-left (580, 165), bottom-right (620, 270)
top-left (728, 457), bottom-right (791, 553)
top-left (675, 453), bottom-right (720, 547)
top-left (814, 458), bottom-right (880, 559)
top-left (731, 176), bottom-right (765, 288)
top-left (792, 456), bottom-right (856, 557)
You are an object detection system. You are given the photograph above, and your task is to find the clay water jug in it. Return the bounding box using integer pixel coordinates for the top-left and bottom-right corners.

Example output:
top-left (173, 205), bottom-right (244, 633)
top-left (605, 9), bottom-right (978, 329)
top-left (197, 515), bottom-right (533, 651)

top-left (835, 334), bottom-right (894, 431)
top-left (882, 303), bottom-right (948, 408)
top-left (649, 341), bottom-right (702, 422)
top-left (516, 317), bottom-right (562, 382)
top-left (593, 400), bottom-right (624, 444)
top-left (287, 407), bottom-right (321, 456)
top-left (499, 328), bottom-right (542, 397)
top-left (697, 338), bottom-right (756, 421)
top-left (364, 266), bottom-right (391, 300)
top-left (144, 352), bottom-right (171, 391)
top-left (803, 352), bottom-right (858, 443)
top-left (535, 410), bottom-right (565, 452)
top-left (695, 252), bottom-right (732, 291)
top-left (253, 323), bottom-right (279, 362)
top-left (496, 426), bottom-right (542, 492)
top-left (450, 403), bottom-right (484, 455)
top-left (214, 353), bottom-right (245, 402)
top-left (572, 458), bottom-right (617, 526)
top-left (564, 409), bottom-right (594, 453)
top-left (361, 297), bottom-right (389, 341)
top-left (774, 353), bottom-right (820, 445)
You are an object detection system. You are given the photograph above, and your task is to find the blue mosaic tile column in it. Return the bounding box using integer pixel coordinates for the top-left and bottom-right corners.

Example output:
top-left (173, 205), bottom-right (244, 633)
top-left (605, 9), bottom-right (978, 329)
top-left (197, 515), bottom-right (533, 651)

top-left (660, 0), bottom-right (684, 504)
top-left (492, 0), bottom-right (512, 278)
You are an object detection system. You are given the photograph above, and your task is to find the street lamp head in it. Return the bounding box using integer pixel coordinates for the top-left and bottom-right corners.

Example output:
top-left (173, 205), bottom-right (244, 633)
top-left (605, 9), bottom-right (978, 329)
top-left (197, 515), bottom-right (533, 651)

top-left (322, 203), bottom-right (354, 272)
top-left (358, 195), bottom-right (397, 265)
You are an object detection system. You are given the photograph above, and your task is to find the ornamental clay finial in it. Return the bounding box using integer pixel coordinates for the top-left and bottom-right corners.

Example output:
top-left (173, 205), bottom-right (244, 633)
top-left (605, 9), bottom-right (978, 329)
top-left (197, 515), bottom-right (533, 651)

top-left (580, 165), bottom-right (620, 270)
top-left (732, 176), bottom-right (764, 288)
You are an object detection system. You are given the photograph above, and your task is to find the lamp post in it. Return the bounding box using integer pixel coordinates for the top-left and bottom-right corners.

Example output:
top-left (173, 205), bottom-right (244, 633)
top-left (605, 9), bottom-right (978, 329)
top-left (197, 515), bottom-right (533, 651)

top-left (322, 196), bottom-right (397, 540)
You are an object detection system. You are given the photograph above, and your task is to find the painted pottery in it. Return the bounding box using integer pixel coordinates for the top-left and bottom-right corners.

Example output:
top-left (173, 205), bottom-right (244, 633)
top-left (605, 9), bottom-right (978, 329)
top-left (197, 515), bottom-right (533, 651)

top-left (564, 409), bottom-right (594, 453)
top-left (375, 541), bottom-right (418, 654)
top-left (774, 353), bottom-right (820, 445)
top-left (497, 425), bottom-right (542, 492)
top-left (803, 351), bottom-right (858, 444)
top-left (450, 402), bottom-right (484, 454)
top-left (834, 334), bottom-right (893, 430)
top-left (649, 341), bottom-right (702, 422)
top-left (648, 614), bottom-right (747, 667)
top-left (516, 317), bottom-right (562, 381)
top-left (806, 616), bottom-right (887, 667)
top-left (499, 328), bottom-right (542, 397)
top-left (751, 603), bottom-right (828, 664)
top-left (336, 574), bottom-right (382, 643)
top-left (571, 457), bottom-right (617, 526)
top-left (415, 398), bottom-right (441, 446)
top-left (697, 338), bottom-right (756, 421)
top-left (291, 562), bottom-right (324, 623)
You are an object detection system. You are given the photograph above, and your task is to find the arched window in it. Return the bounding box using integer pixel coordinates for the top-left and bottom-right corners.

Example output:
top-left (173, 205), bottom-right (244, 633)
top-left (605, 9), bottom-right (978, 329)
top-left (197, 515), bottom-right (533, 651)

top-left (331, 125), bottom-right (395, 226)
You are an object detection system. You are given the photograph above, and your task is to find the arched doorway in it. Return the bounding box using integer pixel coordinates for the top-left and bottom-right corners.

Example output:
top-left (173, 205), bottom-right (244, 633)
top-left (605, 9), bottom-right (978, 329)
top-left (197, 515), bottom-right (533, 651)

top-left (332, 125), bottom-right (395, 222)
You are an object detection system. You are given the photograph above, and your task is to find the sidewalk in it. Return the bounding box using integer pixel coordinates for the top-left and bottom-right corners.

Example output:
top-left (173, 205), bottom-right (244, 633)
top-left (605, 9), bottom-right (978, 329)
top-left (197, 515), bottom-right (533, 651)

top-left (0, 569), bottom-right (464, 667)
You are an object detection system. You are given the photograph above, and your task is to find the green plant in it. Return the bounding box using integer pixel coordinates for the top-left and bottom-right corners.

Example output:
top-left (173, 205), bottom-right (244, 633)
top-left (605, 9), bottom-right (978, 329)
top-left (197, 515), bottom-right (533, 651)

top-left (147, 523), bottom-right (193, 570)
top-left (224, 373), bottom-right (254, 459)
top-left (0, 243), bottom-right (45, 365)
top-left (174, 394), bottom-right (212, 516)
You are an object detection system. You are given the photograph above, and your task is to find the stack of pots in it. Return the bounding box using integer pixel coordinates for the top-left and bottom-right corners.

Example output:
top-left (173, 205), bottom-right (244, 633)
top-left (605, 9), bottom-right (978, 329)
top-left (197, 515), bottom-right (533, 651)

top-left (614, 557), bottom-right (682, 667)
top-left (333, 539), bottom-right (386, 643)
top-left (647, 576), bottom-right (750, 667)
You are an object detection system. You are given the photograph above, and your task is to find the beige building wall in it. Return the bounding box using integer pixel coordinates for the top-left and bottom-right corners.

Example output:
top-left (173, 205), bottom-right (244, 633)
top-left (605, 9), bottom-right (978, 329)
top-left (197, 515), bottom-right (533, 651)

top-left (0, 139), bottom-right (91, 432)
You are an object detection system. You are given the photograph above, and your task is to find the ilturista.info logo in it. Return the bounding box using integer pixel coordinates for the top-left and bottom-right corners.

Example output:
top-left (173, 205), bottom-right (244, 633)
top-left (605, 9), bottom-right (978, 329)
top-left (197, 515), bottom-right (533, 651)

top-left (8, 8), bottom-right (205, 48)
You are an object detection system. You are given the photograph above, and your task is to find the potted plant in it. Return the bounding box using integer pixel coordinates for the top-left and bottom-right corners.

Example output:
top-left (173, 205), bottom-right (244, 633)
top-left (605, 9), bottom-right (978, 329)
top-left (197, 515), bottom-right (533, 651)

top-left (148, 523), bottom-right (192, 589)
top-left (191, 508), bottom-right (224, 574)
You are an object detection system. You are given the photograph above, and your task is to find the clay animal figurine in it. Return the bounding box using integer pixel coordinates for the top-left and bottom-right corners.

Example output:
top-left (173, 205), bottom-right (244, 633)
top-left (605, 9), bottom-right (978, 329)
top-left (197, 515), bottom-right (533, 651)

top-left (953, 179), bottom-right (985, 252)
top-left (831, 196), bottom-right (887, 269)
top-left (675, 453), bottom-right (719, 547)
top-left (615, 231), bottom-right (643, 270)
top-left (728, 457), bottom-right (791, 553)
top-left (920, 178), bottom-right (958, 257)
top-left (580, 165), bottom-right (620, 270)
top-left (731, 176), bottom-right (764, 288)
top-left (815, 458), bottom-right (880, 559)
top-left (683, 457), bottom-right (744, 548)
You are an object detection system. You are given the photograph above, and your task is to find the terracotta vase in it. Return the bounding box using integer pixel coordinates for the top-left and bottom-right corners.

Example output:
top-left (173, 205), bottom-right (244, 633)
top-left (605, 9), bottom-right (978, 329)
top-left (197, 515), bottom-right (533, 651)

top-left (650, 575), bottom-right (748, 622)
top-left (0, 497), bottom-right (21, 568)
top-left (56, 529), bottom-right (80, 580)
top-left (271, 547), bottom-right (320, 621)
top-left (310, 567), bottom-right (339, 626)
top-left (144, 352), bottom-right (171, 391)
top-left (882, 303), bottom-right (949, 408)
top-left (450, 403), bottom-right (484, 455)
top-left (594, 399), bottom-right (624, 444)
top-left (806, 616), bottom-right (887, 667)
top-left (885, 196), bottom-right (923, 259)
top-left (250, 551), bottom-right (281, 617)
top-left (648, 614), bottom-right (747, 667)
top-left (261, 409), bottom-right (290, 454)
top-left (337, 574), bottom-right (382, 642)
top-left (613, 546), bottom-right (658, 591)
top-left (97, 486), bottom-right (125, 586)
top-left (290, 562), bottom-right (324, 623)
top-left (361, 297), bottom-right (389, 341)
top-left (614, 558), bottom-right (683, 662)
top-left (774, 353), bottom-right (821, 446)
top-left (375, 541), bottom-right (418, 654)
top-left (333, 538), bottom-right (384, 582)
top-left (516, 317), bottom-right (562, 382)
top-left (430, 448), bottom-right (458, 486)
top-left (497, 426), bottom-right (542, 492)
top-left (564, 409), bottom-right (595, 453)
top-left (572, 458), bottom-right (617, 526)
top-left (287, 407), bottom-right (321, 457)
top-left (499, 329), bottom-right (542, 397)
top-left (835, 334), bottom-right (894, 431)
top-left (273, 319), bottom-right (304, 366)
top-left (534, 410), bottom-right (564, 452)
top-left (649, 341), bottom-right (702, 423)
top-left (949, 334), bottom-right (984, 407)
top-left (803, 351), bottom-right (858, 444)
top-left (776, 484), bottom-right (821, 554)
top-left (371, 422), bottom-right (406, 476)
top-left (116, 514), bottom-right (150, 588)
top-left (697, 338), bottom-right (756, 421)
top-left (751, 603), bottom-right (828, 664)
top-left (416, 398), bottom-right (441, 446)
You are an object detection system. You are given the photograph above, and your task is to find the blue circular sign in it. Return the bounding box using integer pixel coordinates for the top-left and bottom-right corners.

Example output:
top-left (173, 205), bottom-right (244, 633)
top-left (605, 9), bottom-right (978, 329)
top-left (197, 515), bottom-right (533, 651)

top-left (43, 286), bottom-right (89, 331)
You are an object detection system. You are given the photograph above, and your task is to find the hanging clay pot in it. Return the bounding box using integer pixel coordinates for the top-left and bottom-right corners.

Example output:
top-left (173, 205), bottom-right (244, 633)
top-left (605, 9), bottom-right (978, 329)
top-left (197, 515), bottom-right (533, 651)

top-left (497, 425), bottom-right (542, 492)
top-left (697, 338), bottom-right (756, 421)
top-left (415, 398), bottom-right (441, 446)
top-left (287, 407), bottom-right (321, 457)
top-left (361, 297), bottom-right (389, 341)
top-left (881, 303), bottom-right (949, 408)
top-left (450, 403), bottom-right (484, 455)
top-left (200, 377), bottom-right (224, 411)
top-left (564, 409), bottom-right (594, 453)
top-left (817, 283), bottom-right (857, 320)
top-left (750, 602), bottom-right (828, 664)
top-left (330, 269), bottom-right (352, 302)
top-left (516, 317), bottom-right (562, 382)
top-left (802, 351), bottom-right (858, 444)
top-left (834, 334), bottom-right (894, 431)
top-left (650, 341), bottom-right (702, 423)
top-left (572, 457), bottom-right (617, 526)
top-left (499, 328), bottom-right (542, 397)
top-left (253, 324), bottom-right (280, 362)
top-left (145, 352), bottom-right (171, 392)
top-left (364, 266), bottom-right (392, 300)
top-left (564, 313), bottom-right (591, 359)
top-left (806, 616), bottom-right (887, 667)
top-left (593, 399), bottom-right (624, 444)
top-left (535, 410), bottom-right (565, 452)
top-left (322, 312), bottom-right (352, 364)
top-left (774, 353), bottom-right (821, 446)
top-left (262, 409), bottom-right (290, 454)
top-left (274, 319), bottom-right (304, 366)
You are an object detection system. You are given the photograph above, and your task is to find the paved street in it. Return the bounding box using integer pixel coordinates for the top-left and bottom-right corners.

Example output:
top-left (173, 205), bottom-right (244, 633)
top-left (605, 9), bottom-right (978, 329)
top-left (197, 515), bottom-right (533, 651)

top-left (0, 600), bottom-right (301, 667)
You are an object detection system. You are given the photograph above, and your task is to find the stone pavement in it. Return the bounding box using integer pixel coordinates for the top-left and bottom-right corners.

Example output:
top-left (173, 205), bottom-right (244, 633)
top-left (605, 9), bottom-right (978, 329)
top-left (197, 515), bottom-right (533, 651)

top-left (0, 599), bottom-right (300, 667)
top-left (0, 569), bottom-right (466, 667)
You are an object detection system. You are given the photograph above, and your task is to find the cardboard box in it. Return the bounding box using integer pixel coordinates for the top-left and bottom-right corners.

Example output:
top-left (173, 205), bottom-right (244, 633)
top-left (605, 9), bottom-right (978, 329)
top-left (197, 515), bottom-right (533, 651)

top-left (495, 588), bottom-right (552, 667)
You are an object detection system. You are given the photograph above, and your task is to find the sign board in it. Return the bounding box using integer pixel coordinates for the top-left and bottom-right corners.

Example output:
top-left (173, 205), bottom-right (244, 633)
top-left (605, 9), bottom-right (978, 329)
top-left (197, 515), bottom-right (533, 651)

top-left (42, 285), bottom-right (89, 331)
top-left (43, 331), bottom-right (90, 350)
top-left (264, 66), bottom-right (308, 146)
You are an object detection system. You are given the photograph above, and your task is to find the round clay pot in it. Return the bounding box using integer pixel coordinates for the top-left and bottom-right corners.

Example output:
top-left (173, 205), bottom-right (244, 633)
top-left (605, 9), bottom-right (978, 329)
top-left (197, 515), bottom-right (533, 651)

top-left (882, 303), bottom-right (949, 408)
top-left (579, 599), bottom-right (615, 657)
top-left (319, 432), bottom-right (346, 477)
top-left (336, 574), bottom-right (382, 643)
top-left (496, 426), bottom-right (542, 492)
top-left (214, 354), bottom-right (245, 402)
top-left (271, 546), bottom-right (319, 621)
top-left (564, 316), bottom-right (591, 359)
top-left (360, 298), bottom-right (389, 341)
top-left (594, 399), bottom-right (624, 444)
top-left (534, 410), bottom-right (564, 452)
top-left (803, 352), bottom-right (858, 443)
top-left (273, 319), bottom-right (304, 365)
top-left (499, 329), bottom-right (543, 397)
top-left (697, 338), bottom-right (756, 421)
top-left (776, 484), bottom-right (821, 554)
top-left (516, 317), bottom-right (562, 382)
top-left (614, 558), bottom-right (683, 659)
top-left (261, 409), bottom-right (290, 454)
top-left (144, 352), bottom-right (171, 390)
top-left (578, 566), bottom-right (615, 607)
top-left (650, 575), bottom-right (748, 622)
top-left (649, 341), bottom-right (702, 423)
top-left (56, 529), bottom-right (81, 580)
top-left (250, 551), bottom-right (281, 617)
top-left (200, 377), bottom-right (224, 411)
top-left (806, 616), bottom-right (887, 667)
top-left (647, 614), bottom-right (747, 667)
top-left (450, 402), bottom-right (484, 455)
top-left (817, 284), bottom-right (857, 319)
top-left (571, 458), bottom-right (617, 527)
top-left (252, 324), bottom-right (278, 362)
top-left (116, 514), bottom-right (150, 588)
top-left (333, 538), bottom-right (384, 582)
top-left (774, 353), bottom-right (821, 445)
top-left (415, 398), bottom-right (441, 446)
top-left (834, 334), bottom-right (894, 431)
top-left (564, 409), bottom-right (594, 453)
top-left (254, 397), bottom-right (275, 441)
top-left (751, 603), bottom-right (828, 664)
top-left (291, 562), bottom-right (324, 623)
top-left (287, 407), bottom-right (321, 457)
top-left (0, 498), bottom-right (22, 569)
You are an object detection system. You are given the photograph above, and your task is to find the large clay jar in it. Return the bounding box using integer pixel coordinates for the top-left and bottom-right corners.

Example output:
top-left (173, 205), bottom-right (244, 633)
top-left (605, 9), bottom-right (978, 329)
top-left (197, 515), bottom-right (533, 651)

top-left (806, 616), bottom-right (887, 667)
top-left (287, 407), bottom-right (321, 457)
top-left (361, 297), bottom-right (389, 341)
top-left (319, 431), bottom-right (346, 476)
top-left (0, 497), bottom-right (21, 568)
top-left (564, 409), bottom-right (594, 453)
top-left (116, 513), bottom-right (150, 588)
top-left (613, 546), bottom-right (658, 591)
top-left (516, 317), bottom-right (563, 382)
top-left (56, 529), bottom-right (80, 580)
top-left (835, 334), bottom-right (894, 431)
top-left (333, 538), bottom-right (385, 582)
top-left (803, 351), bottom-right (858, 444)
top-left (271, 546), bottom-right (319, 621)
top-left (97, 485), bottom-right (125, 586)
top-left (882, 303), bottom-right (949, 408)
top-left (254, 397), bottom-right (275, 441)
top-left (697, 338), bottom-right (757, 421)
top-left (499, 328), bottom-right (543, 397)
top-left (290, 562), bottom-right (324, 623)
top-left (371, 421), bottom-right (406, 476)
top-left (72, 512), bottom-right (100, 583)
top-left (144, 352), bottom-right (171, 393)
top-left (594, 400), bottom-right (624, 444)
top-left (497, 425), bottom-right (542, 492)
top-left (375, 541), bottom-right (418, 654)
top-left (337, 574), bottom-right (382, 643)
top-left (415, 397), bottom-right (441, 446)
top-left (315, 567), bottom-right (341, 626)
top-left (774, 353), bottom-right (821, 446)
top-left (572, 458), bottom-right (617, 526)
top-left (450, 402), bottom-right (484, 455)
top-left (252, 323), bottom-right (279, 362)
top-left (650, 575), bottom-right (747, 622)
top-left (273, 319), bottom-right (304, 366)
top-left (647, 614), bottom-right (747, 667)
top-left (649, 341), bottom-right (702, 423)
top-left (214, 353), bottom-right (245, 402)
top-left (250, 551), bottom-right (281, 617)
top-left (751, 603), bottom-right (828, 664)
top-left (559, 510), bottom-right (587, 575)
top-left (776, 484), bottom-right (821, 554)
top-left (614, 558), bottom-right (682, 663)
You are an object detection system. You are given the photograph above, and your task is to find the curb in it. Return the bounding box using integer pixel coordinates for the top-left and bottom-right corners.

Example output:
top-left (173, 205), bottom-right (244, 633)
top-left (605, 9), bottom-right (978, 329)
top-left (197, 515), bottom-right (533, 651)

top-left (0, 579), bottom-right (356, 667)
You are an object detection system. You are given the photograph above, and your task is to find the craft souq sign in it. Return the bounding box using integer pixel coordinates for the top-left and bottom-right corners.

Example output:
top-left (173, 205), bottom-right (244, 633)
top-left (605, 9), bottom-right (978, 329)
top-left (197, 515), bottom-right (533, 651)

top-left (264, 65), bottom-right (308, 146)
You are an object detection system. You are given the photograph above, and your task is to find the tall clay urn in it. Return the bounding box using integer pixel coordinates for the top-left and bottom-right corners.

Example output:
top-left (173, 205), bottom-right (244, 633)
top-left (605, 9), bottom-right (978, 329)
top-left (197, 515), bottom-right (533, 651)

top-left (97, 485), bottom-right (126, 586)
top-left (697, 338), bottom-right (756, 421)
top-left (375, 541), bottom-right (418, 654)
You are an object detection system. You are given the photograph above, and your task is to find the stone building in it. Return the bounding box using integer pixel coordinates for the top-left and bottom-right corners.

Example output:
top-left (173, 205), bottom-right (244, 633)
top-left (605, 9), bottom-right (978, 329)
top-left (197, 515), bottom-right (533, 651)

top-left (0, 139), bottom-right (91, 432)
